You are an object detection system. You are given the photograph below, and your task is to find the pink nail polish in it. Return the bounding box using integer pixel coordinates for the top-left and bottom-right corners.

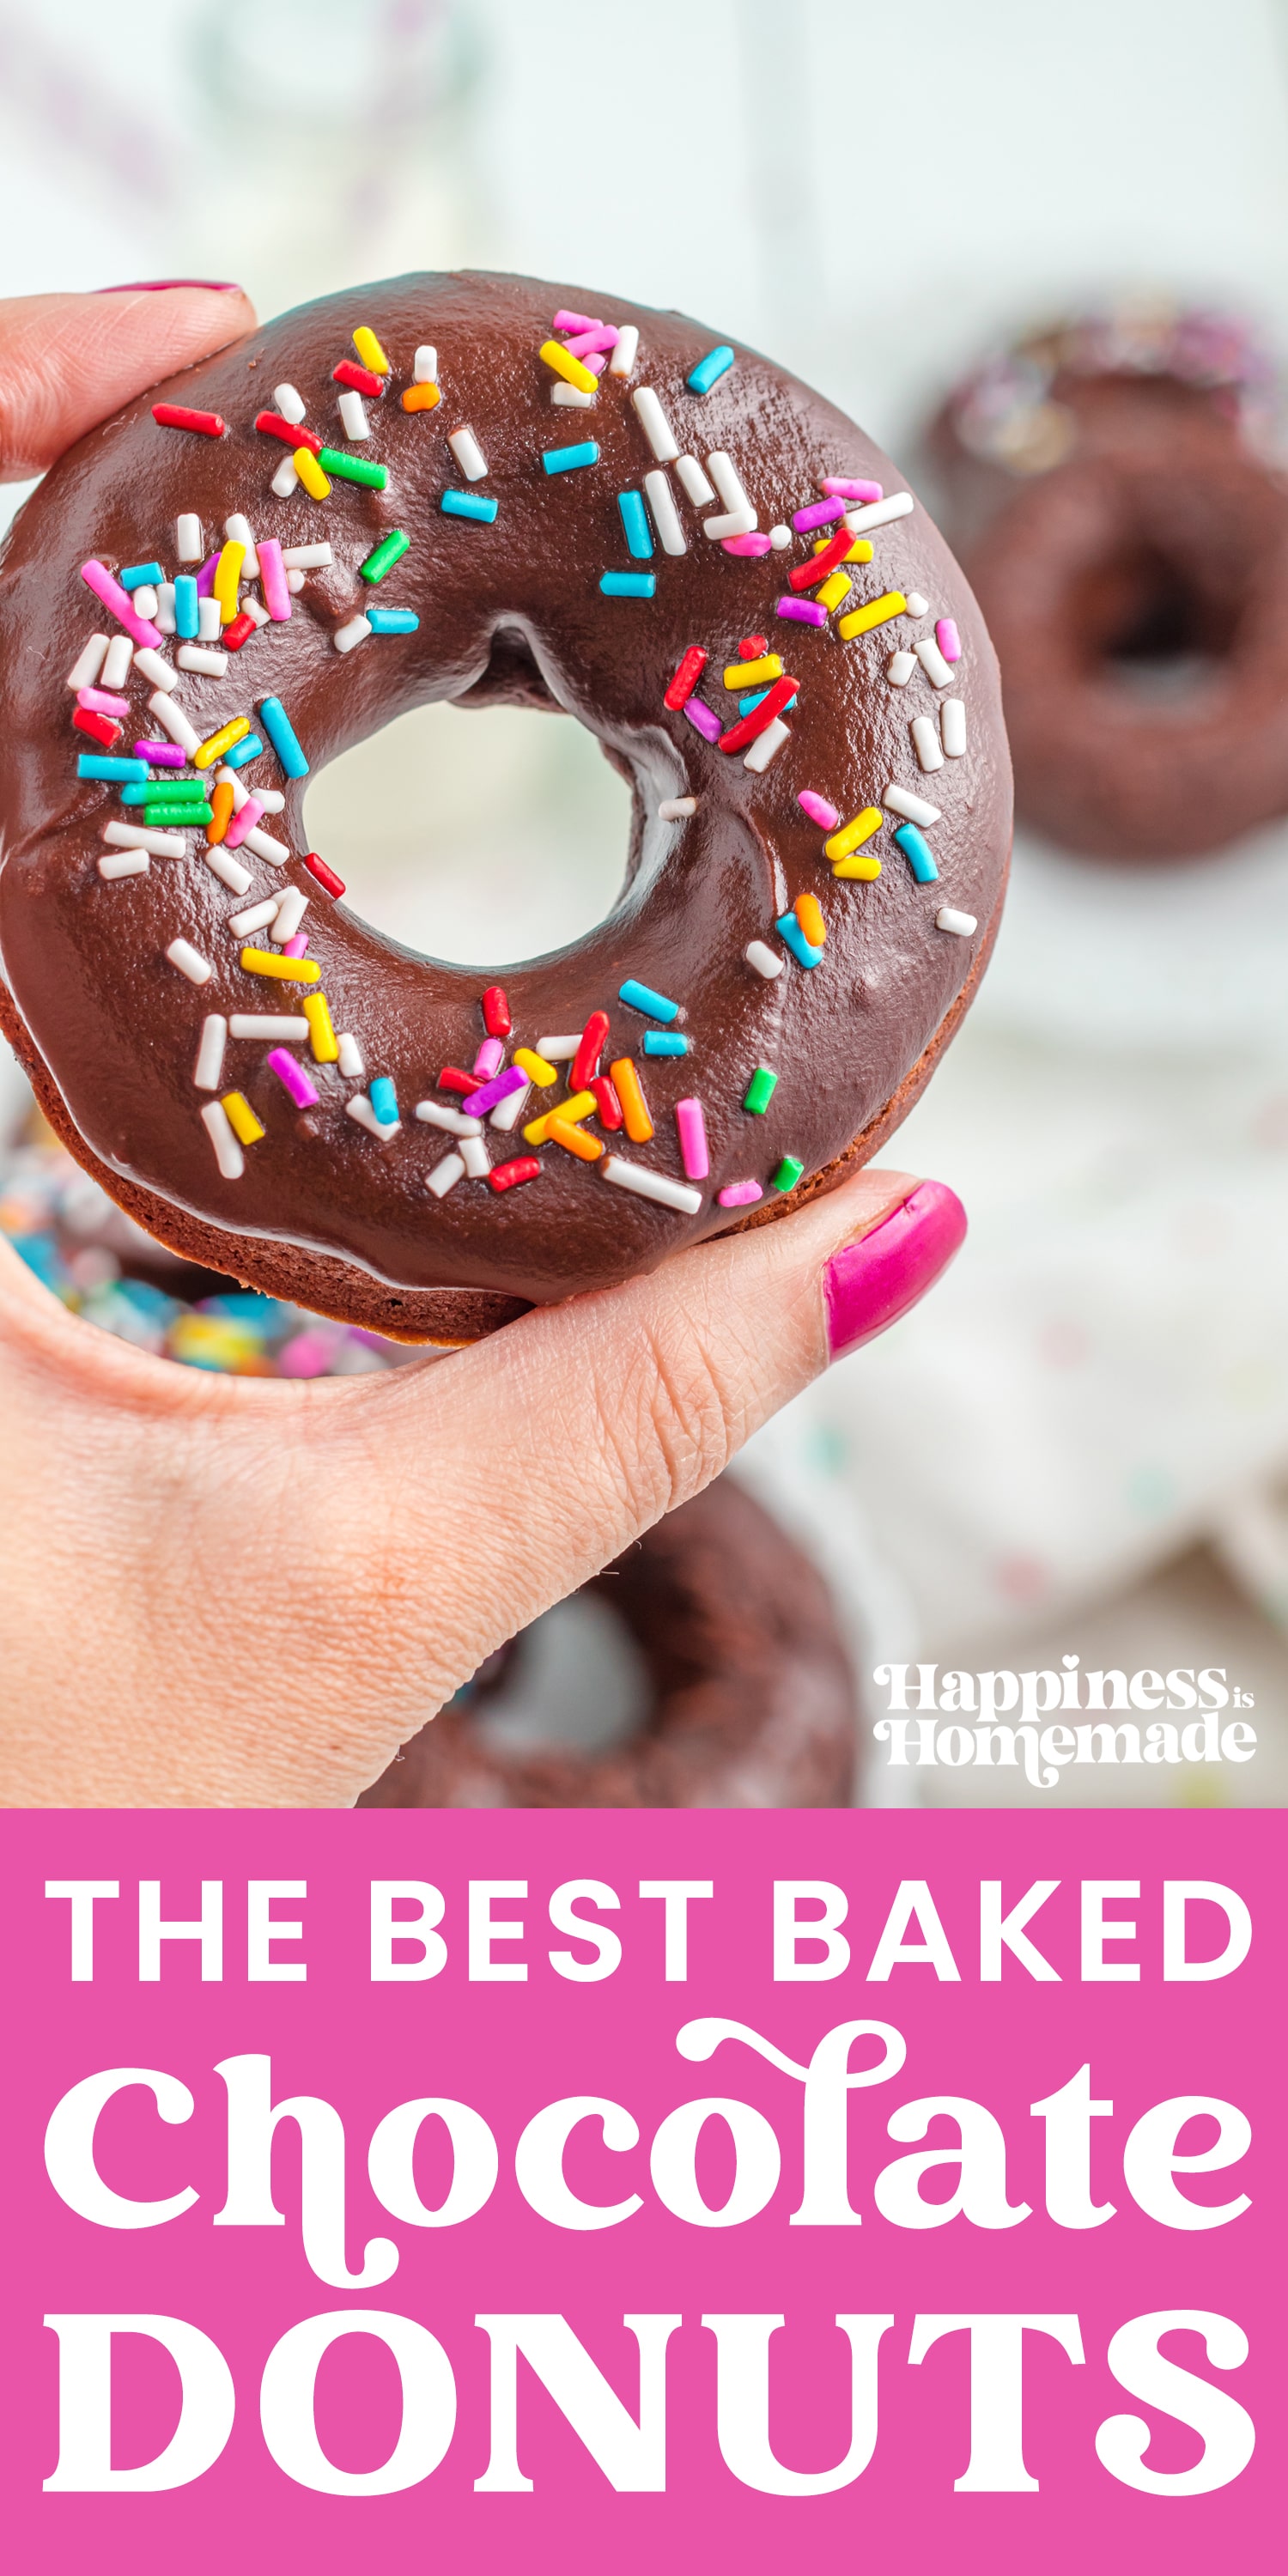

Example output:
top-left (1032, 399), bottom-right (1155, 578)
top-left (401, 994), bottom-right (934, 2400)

top-left (92, 279), bottom-right (244, 294)
top-left (823, 1180), bottom-right (967, 1358)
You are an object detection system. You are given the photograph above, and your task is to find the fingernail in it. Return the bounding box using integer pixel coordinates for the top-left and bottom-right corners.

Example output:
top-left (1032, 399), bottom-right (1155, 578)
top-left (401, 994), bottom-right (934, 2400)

top-left (823, 1180), bottom-right (967, 1358)
top-left (92, 278), bottom-right (244, 294)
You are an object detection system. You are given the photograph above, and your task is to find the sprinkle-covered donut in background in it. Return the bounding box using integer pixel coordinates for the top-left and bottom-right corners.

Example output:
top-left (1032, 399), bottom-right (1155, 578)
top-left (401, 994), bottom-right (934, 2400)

top-left (927, 303), bottom-right (1288, 863)
top-left (0, 276), bottom-right (1011, 1343)
top-left (359, 1474), bottom-right (860, 1809)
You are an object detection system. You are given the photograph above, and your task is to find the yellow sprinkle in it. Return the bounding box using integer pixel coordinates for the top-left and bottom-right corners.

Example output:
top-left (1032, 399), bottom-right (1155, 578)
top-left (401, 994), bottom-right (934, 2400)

top-left (240, 947), bottom-right (320, 983)
top-left (302, 992), bottom-right (339, 1063)
top-left (837, 591), bottom-right (908, 641)
top-left (546, 1112), bottom-right (604, 1163)
top-left (723, 653), bottom-right (782, 690)
top-left (353, 325), bottom-right (391, 374)
top-left (194, 717), bottom-right (252, 770)
top-left (538, 337), bottom-right (598, 395)
top-left (213, 538), bottom-right (245, 627)
top-left (817, 569), bottom-right (852, 612)
top-left (524, 1087), bottom-right (595, 1146)
top-left (221, 1090), bottom-right (264, 1145)
top-left (513, 1046), bottom-right (558, 1088)
top-left (814, 532), bottom-right (872, 564)
top-left (824, 805), bottom-right (884, 861)
top-left (206, 778), bottom-right (235, 846)
top-left (832, 852), bottom-right (883, 881)
top-left (295, 446), bottom-right (331, 500)
top-left (401, 382), bottom-right (440, 412)
top-left (610, 1056), bottom-right (653, 1145)
top-left (794, 891), bottom-right (827, 946)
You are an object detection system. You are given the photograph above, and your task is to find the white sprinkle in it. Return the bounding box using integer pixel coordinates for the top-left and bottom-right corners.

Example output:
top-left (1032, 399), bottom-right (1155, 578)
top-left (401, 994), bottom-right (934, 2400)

top-left (706, 451), bottom-right (754, 516)
top-left (644, 467), bottom-right (687, 556)
top-left (101, 635), bottom-right (134, 690)
top-left (177, 644), bottom-right (228, 677)
top-left (256, 786), bottom-right (286, 815)
top-left (244, 827), bottom-right (290, 866)
top-left (905, 592), bottom-right (930, 618)
top-left (148, 692), bottom-right (201, 754)
top-left (744, 716), bottom-right (790, 773)
top-left (273, 381), bottom-right (307, 424)
top-left (134, 646), bottom-right (179, 692)
top-left (489, 1081), bottom-right (531, 1131)
top-left (224, 513), bottom-right (259, 577)
top-left (197, 595), bottom-right (222, 642)
top-left (175, 513), bottom-right (204, 562)
top-left (884, 782), bottom-right (942, 828)
top-left (460, 1135), bottom-right (491, 1178)
top-left (703, 507), bottom-right (757, 541)
top-left (427, 1150), bottom-right (465, 1198)
top-left (769, 524), bottom-right (793, 550)
top-left (744, 939), bottom-right (784, 980)
top-left (280, 542), bottom-right (332, 569)
top-left (97, 850), bottom-right (149, 882)
top-left (936, 908), bottom-right (977, 938)
top-left (338, 388), bottom-right (370, 441)
top-left (603, 1155), bottom-right (702, 1216)
top-left (131, 586), bottom-right (159, 619)
top-left (413, 344), bottom-right (438, 385)
top-left (551, 381), bottom-right (595, 407)
top-left (167, 937), bottom-right (211, 985)
top-left (334, 614), bottom-right (372, 654)
top-left (203, 845), bottom-right (252, 895)
top-left (286, 568), bottom-right (306, 593)
top-left (240, 594), bottom-right (270, 628)
top-left (228, 1014), bottom-right (309, 1040)
top-left (659, 797), bottom-right (697, 820)
top-left (942, 698), bottom-right (967, 758)
top-left (272, 886), bottom-right (309, 941)
top-left (914, 635), bottom-right (954, 690)
top-left (416, 1099), bottom-right (483, 1137)
top-left (536, 1034), bottom-right (580, 1061)
top-left (608, 324), bottom-right (639, 377)
top-left (337, 1033), bottom-right (365, 1079)
top-left (674, 454), bottom-right (716, 507)
top-left (448, 425), bottom-right (488, 481)
top-left (632, 386), bottom-right (679, 463)
top-left (844, 491), bottom-right (915, 534)
top-left (217, 763), bottom-right (250, 811)
top-left (153, 583), bottom-right (177, 635)
top-left (202, 1099), bottom-right (244, 1181)
top-left (104, 820), bottom-right (186, 858)
top-left (346, 1093), bottom-right (401, 1140)
top-left (67, 634), bottom-right (110, 690)
top-left (193, 1015), bottom-right (228, 1090)
top-left (271, 454), bottom-right (300, 498)
top-left (912, 714), bottom-right (944, 773)
top-left (228, 898), bottom-right (279, 938)
top-left (886, 649), bottom-right (917, 687)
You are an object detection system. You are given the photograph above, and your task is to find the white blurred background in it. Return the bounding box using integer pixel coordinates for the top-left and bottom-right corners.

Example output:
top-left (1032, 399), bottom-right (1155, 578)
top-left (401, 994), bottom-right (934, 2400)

top-left (4, 0), bottom-right (1288, 1804)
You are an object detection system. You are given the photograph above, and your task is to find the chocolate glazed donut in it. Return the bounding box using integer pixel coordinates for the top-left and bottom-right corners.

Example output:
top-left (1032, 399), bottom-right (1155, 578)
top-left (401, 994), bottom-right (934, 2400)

top-left (928, 307), bottom-right (1288, 862)
top-left (359, 1476), bottom-right (860, 1808)
top-left (0, 275), bottom-right (1011, 1343)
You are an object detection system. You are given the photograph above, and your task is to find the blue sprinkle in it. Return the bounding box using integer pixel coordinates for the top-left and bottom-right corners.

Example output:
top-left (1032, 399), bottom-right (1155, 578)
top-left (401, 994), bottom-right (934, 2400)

top-left (173, 574), bottom-right (199, 638)
top-left (642, 1030), bottom-right (690, 1056)
top-left (119, 560), bottom-right (164, 591)
top-left (369, 1076), bottom-right (398, 1124)
top-left (776, 912), bottom-right (823, 969)
top-left (617, 489), bottom-right (653, 559)
top-left (600, 571), bottom-right (656, 598)
top-left (687, 344), bottom-right (735, 396)
top-left (441, 488), bottom-right (499, 523)
top-left (619, 976), bottom-right (679, 1023)
top-left (366, 608), bottom-right (421, 635)
top-left (893, 823), bottom-right (939, 883)
top-left (77, 754), bottom-right (148, 781)
top-left (738, 684), bottom-right (799, 718)
top-left (544, 440), bottom-right (600, 474)
top-left (258, 695), bottom-right (309, 780)
top-left (223, 732), bottom-right (264, 771)
top-left (11, 1231), bottom-right (66, 1293)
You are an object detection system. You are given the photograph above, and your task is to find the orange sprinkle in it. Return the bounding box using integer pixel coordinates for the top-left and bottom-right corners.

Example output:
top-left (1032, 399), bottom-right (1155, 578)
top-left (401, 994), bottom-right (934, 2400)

top-left (609, 1056), bottom-right (653, 1145)
top-left (794, 890), bottom-right (827, 946)
top-left (402, 382), bottom-right (441, 412)
top-left (546, 1112), bottom-right (604, 1163)
top-left (206, 778), bottom-right (235, 846)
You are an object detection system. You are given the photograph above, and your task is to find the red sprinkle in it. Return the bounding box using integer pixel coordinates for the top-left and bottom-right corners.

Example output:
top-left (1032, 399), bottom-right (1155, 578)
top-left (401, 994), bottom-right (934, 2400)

top-left (482, 985), bottom-right (511, 1038)
top-left (664, 645), bottom-right (708, 711)
top-left (738, 633), bottom-right (769, 659)
top-left (718, 674), bottom-right (798, 755)
top-left (571, 1007), bottom-right (610, 1093)
top-left (788, 526), bottom-right (853, 592)
top-left (439, 1066), bottom-right (479, 1096)
top-left (304, 850), bottom-right (346, 898)
top-left (222, 610), bottom-right (257, 653)
top-left (589, 1074), bottom-right (623, 1132)
top-left (152, 402), bottom-right (226, 437)
top-left (255, 410), bottom-right (324, 455)
top-left (73, 706), bottom-right (121, 748)
top-left (489, 1157), bottom-right (542, 1194)
top-left (333, 360), bottom-right (386, 398)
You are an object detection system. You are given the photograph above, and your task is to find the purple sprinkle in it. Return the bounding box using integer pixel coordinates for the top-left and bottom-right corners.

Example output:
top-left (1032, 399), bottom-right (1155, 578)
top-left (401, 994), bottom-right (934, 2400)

top-left (465, 1063), bottom-right (527, 1120)
top-left (683, 698), bottom-right (722, 743)
top-left (267, 1047), bottom-right (319, 1109)
top-left (821, 476), bottom-right (883, 503)
top-left (195, 553), bottom-right (221, 598)
top-left (721, 532), bottom-right (771, 556)
top-left (473, 1036), bottom-right (504, 1079)
top-left (776, 597), bottom-right (828, 627)
top-left (792, 495), bottom-right (845, 532)
top-left (936, 617), bottom-right (962, 664)
top-left (134, 738), bottom-right (187, 767)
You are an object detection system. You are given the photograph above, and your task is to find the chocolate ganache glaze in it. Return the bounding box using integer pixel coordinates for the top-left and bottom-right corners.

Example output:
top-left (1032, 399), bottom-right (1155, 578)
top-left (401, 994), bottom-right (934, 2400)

top-left (0, 276), bottom-right (1012, 1341)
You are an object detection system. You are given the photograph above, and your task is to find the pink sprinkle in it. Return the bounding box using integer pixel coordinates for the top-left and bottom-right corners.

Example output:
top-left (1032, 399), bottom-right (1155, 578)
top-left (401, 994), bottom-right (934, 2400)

top-left (936, 617), bottom-right (962, 664)
top-left (792, 496), bottom-right (846, 532)
top-left (472, 1036), bottom-right (504, 1079)
top-left (135, 738), bottom-right (186, 767)
top-left (79, 559), bottom-right (162, 649)
top-left (564, 325), bottom-right (619, 358)
top-left (798, 790), bottom-right (840, 830)
top-left (683, 698), bottom-right (721, 743)
top-left (583, 350), bottom-right (608, 376)
top-left (722, 532), bottom-right (772, 556)
top-left (821, 477), bottom-right (883, 503)
top-left (223, 794), bottom-right (265, 851)
top-left (674, 1097), bottom-right (708, 1181)
top-left (465, 1063), bottom-right (528, 1119)
top-left (258, 537), bottom-right (292, 623)
top-left (268, 1047), bottom-right (319, 1109)
top-left (553, 308), bottom-right (600, 333)
top-left (282, 935), bottom-right (309, 959)
top-left (276, 1329), bottom-right (337, 1379)
top-left (77, 686), bottom-right (131, 717)
top-left (195, 553), bottom-right (221, 598)
top-left (776, 597), bottom-right (828, 627)
top-left (719, 1180), bottom-right (763, 1208)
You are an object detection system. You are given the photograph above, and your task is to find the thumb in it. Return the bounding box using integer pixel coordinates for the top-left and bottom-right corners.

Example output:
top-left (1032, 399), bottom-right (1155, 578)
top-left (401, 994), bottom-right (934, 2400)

top-left (0, 285), bottom-right (258, 479)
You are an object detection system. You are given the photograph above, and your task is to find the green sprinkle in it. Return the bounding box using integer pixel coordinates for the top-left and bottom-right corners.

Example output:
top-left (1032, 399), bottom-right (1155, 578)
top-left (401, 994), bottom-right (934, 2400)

top-left (743, 1066), bottom-right (778, 1116)
top-left (359, 527), bottom-right (410, 584)
top-left (120, 779), bottom-right (209, 804)
top-left (317, 447), bottom-right (389, 490)
top-left (144, 801), bottom-right (213, 828)
top-left (771, 1155), bottom-right (805, 1194)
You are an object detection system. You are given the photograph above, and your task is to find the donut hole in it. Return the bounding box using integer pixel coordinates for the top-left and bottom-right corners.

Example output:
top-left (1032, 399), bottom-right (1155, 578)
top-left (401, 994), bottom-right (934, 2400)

top-left (1078, 541), bottom-right (1241, 700)
top-left (465, 1589), bottom-right (653, 1759)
